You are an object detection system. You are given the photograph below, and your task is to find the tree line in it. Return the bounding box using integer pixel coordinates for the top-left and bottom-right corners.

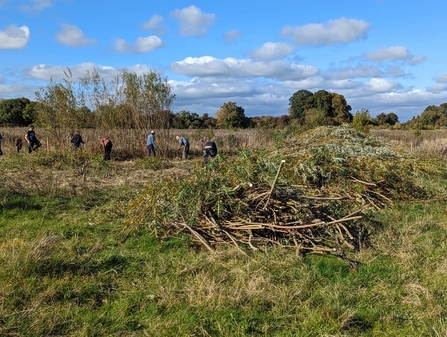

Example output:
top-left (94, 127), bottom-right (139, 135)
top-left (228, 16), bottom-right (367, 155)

top-left (1, 69), bottom-right (445, 131)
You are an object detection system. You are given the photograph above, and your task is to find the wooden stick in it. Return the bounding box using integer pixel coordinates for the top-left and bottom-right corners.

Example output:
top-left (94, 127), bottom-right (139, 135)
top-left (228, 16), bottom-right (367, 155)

top-left (181, 222), bottom-right (214, 252)
top-left (263, 160), bottom-right (286, 210)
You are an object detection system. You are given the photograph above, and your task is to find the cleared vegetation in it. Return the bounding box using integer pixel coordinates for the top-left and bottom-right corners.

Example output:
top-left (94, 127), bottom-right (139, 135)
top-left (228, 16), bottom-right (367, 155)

top-left (1, 126), bottom-right (447, 336)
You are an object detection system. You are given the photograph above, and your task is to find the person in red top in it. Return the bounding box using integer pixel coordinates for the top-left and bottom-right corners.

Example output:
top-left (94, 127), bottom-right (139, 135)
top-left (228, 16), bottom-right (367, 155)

top-left (98, 136), bottom-right (113, 160)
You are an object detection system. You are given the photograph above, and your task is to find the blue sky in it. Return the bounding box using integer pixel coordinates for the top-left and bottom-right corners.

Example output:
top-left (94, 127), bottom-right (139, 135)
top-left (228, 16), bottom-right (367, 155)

top-left (0, 0), bottom-right (446, 122)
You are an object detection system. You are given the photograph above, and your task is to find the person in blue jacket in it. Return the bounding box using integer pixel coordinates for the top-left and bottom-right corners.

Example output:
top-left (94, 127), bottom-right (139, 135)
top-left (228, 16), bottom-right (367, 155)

top-left (146, 130), bottom-right (156, 157)
top-left (176, 135), bottom-right (190, 159)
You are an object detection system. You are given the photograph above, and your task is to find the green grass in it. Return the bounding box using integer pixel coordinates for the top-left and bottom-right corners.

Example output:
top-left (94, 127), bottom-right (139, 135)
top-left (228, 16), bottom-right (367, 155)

top-left (1, 144), bottom-right (447, 336)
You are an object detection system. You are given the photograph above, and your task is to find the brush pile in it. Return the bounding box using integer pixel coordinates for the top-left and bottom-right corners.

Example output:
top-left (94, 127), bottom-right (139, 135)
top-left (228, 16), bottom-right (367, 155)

top-left (126, 125), bottom-right (431, 257)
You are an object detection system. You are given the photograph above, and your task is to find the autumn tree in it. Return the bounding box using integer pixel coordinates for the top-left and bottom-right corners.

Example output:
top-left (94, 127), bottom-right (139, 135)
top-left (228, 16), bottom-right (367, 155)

top-left (36, 68), bottom-right (175, 132)
top-left (215, 102), bottom-right (247, 129)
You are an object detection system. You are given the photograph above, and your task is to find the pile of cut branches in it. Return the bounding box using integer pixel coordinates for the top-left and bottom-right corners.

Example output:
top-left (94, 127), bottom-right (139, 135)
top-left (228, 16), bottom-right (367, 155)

top-left (126, 125), bottom-right (433, 258)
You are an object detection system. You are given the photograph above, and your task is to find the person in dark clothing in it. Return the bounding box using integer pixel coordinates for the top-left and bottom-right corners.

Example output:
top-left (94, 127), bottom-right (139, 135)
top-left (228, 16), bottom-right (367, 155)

top-left (0, 133), bottom-right (3, 156)
top-left (98, 136), bottom-right (113, 160)
top-left (25, 125), bottom-right (41, 153)
top-left (16, 138), bottom-right (23, 153)
top-left (71, 131), bottom-right (85, 150)
top-left (176, 135), bottom-right (190, 159)
top-left (203, 140), bottom-right (217, 163)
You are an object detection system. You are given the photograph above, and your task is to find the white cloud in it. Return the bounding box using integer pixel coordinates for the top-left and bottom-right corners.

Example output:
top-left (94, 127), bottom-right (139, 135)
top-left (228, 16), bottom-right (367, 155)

top-left (113, 38), bottom-right (132, 53)
top-left (281, 17), bottom-right (370, 46)
top-left (224, 30), bottom-right (242, 43)
top-left (0, 25), bottom-right (30, 49)
top-left (366, 46), bottom-right (409, 61)
top-left (171, 5), bottom-right (216, 36)
top-left (366, 78), bottom-right (400, 92)
top-left (28, 63), bottom-right (119, 81)
top-left (407, 55), bottom-right (426, 65)
top-left (324, 65), bottom-right (383, 80)
top-left (113, 36), bottom-right (164, 53)
top-left (365, 46), bottom-right (426, 65)
top-left (171, 56), bottom-right (319, 81)
top-left (19, 0), bottom-right (53, 12)
top-left (427, 83), bottom-right (447, 93)
top-left (250, 42), bottom-right (296, 61)
top-left (135, 36), bottom-right (164, 53)
top-left (27, 62), bottom-right (159, 82)
top-left (55, 24), bottom-right (96, 47)
top-left (0, 0), bottom-right (10, 7)
top-left (435, 74), bottom-right (447, 83)
top-left (141, 15), bottom-right (167, 35)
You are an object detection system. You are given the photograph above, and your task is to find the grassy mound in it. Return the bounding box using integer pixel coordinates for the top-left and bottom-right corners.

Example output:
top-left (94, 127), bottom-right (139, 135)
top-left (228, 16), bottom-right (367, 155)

top-left (126, 125), bottom-right (434, 260)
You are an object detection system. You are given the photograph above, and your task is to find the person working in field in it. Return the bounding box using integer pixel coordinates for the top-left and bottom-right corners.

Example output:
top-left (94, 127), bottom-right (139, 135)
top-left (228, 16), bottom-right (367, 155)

top-left (98, 136), bottom-right (112, 160)
top-left (203, 140), bottom-right (217, 163)
top-left (175, 135), bottom-right (190, 159)
top-left (71, 131), bottom-right (85, 150)
top-left (16, 138), bottom-right (23, 153)
top-left (25, 125), bottom-right (42, 153)
top-left (146, 130), bottom-right (156, 157)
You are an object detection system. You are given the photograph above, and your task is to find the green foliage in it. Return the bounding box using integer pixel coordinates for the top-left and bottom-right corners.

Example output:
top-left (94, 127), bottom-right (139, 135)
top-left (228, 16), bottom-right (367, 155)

top-left (35, 68), bottom-right (175, 132)
top-left (288, 89), bottom-right (312, 119)
top-left (403, 102), bottom-right (447, 129)
top-left (288, 89), bottom-right (352, 127)
top-left (0, 97), bottom-right (34, 126)
top-left (352, 108), bottom-right (377, 133)
top-left (1, 141), bottom-right (447, 336)
top-left (215, 101), bottom-right (247, 129)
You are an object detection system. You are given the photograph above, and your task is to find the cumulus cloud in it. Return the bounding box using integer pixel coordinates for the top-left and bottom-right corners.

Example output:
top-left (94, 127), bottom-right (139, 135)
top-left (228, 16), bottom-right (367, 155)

top-left (141, 15), bottom-right (167, 35)
top-left (224, 30), bottom-right (242, 43)
top-left (324, 65), bottom-right (384, 80)
top-left (365, 46), bottom-right (426, 64)
top-left (250, 42), bottom-right (296, 61)
top-left (366, 78), bottom-right (401, 92)
top-left (427, 83), bottom-right (447, 93)
top-left (171, 56), bottom-right (319, 81)
top-left (281, 17), bottom-right (370, 46)
top-left (171, 5), bottom-right (216, 36)
top-left (28, 63), bottom-right (118, 81)
top-left (55, 24), bottom-right (96, 47)
top-left (27, 62), bottom-right (158, 82)
top-left (113, 36), bottom-right (164, 53)
top-left (19, 0), bottom-right (53, 12)
top-left (0, 25), bottom-right (30, 49)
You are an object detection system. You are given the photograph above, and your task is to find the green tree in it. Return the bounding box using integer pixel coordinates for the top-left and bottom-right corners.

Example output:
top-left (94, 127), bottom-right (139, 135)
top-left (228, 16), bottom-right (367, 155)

top-left (172, 110), bottom-right (200, 129)
top-left (289, 89), bottom-right (351, 127)
top-left (215, 102), bottom-right (247, 129)
top-left (331, 93), bottom-right (352, 124)
top-left (0, 97), bottom-right (32, 126)
top-left (352, 108), bottom-right (376, 132)
top-left (288, 89), bottom-right (313, 119)
top-left (376, 112), bottom-right (399, 126)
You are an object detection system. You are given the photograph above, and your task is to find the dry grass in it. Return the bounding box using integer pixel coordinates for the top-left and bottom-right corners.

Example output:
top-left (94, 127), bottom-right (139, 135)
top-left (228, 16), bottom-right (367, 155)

top-left (0, 127), bottom-right (279, 160)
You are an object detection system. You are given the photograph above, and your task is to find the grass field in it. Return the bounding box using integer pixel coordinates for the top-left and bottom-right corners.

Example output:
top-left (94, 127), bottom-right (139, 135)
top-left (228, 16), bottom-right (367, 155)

top-left (1, 126), bottom-right (447, 336)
